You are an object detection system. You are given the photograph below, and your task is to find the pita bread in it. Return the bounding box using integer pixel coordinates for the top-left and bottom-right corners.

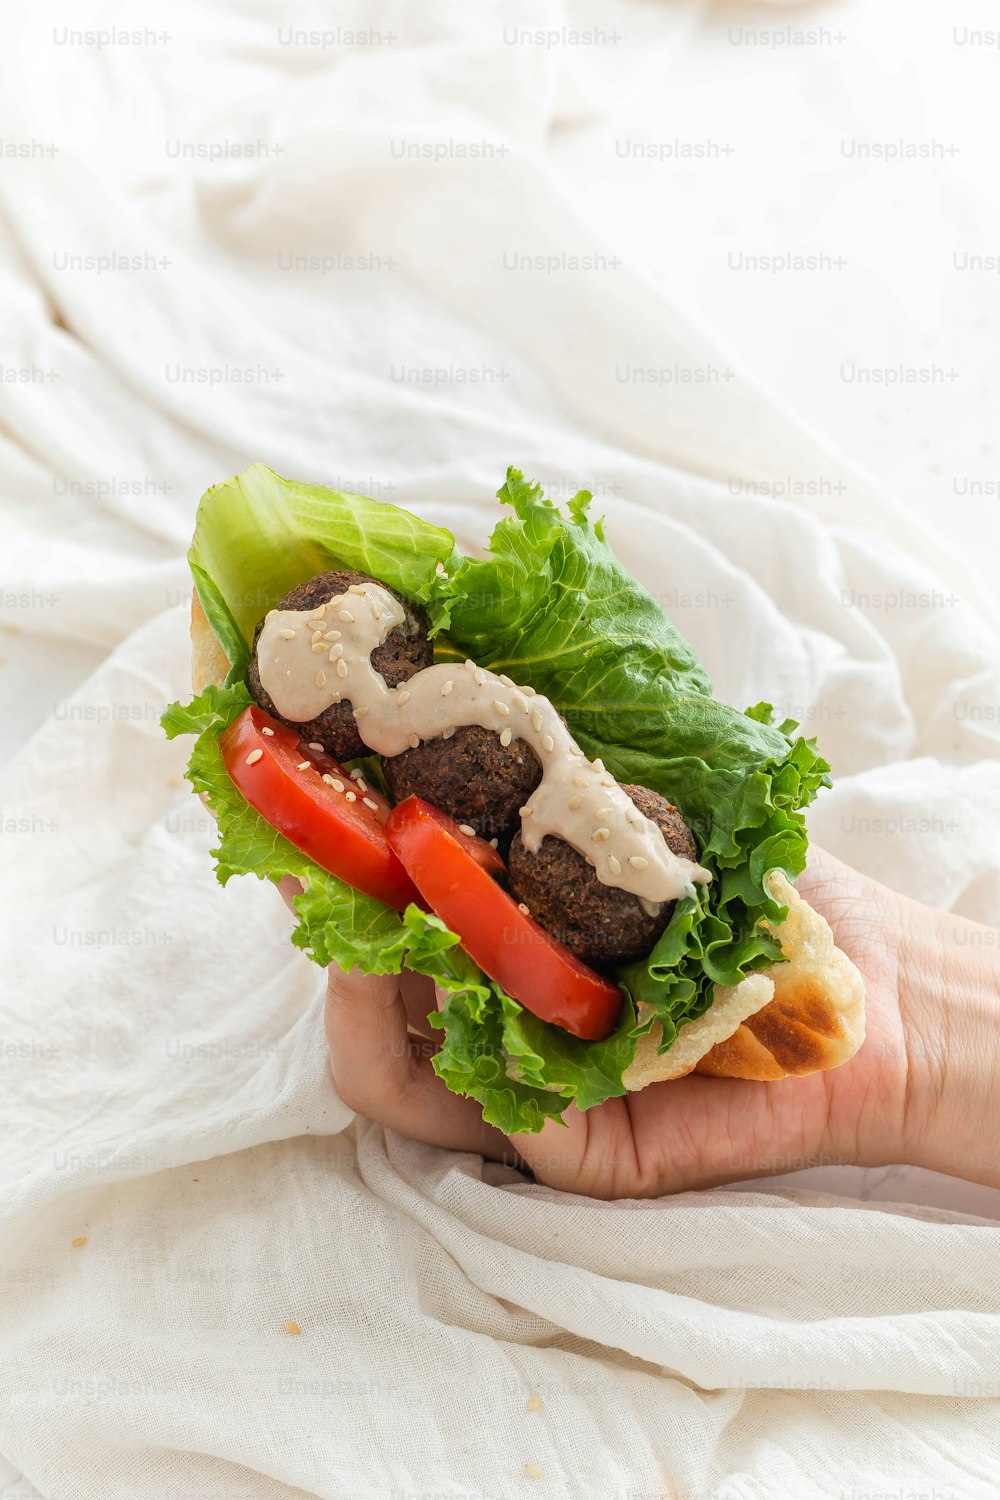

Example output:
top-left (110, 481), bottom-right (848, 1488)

top-left (190, 590), bottom-right (866, 1087)
top-left (624, 872), bottom-right (866, 1087)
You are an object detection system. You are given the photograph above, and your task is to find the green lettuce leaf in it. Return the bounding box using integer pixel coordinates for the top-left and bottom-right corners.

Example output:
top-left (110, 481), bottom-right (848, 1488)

top-left (428, 470), bottom-right (829, 1046)
top-left (163, 679), bottom-right (409, 973)
top-left (163, 680), bottom-right (634, 1130)
top-left (164, 464), bottom-right (830, 1129)
top-left (189, 464), bottom-right (460, 645)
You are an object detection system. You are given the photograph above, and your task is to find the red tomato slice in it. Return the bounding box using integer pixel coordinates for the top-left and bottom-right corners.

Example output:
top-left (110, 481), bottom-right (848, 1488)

top-left (220, 705), bottom-right (421, 912)
top-left (414, 803), bottom-right (507, 880)
top-left (385, 797), bottom-right (623, 1042)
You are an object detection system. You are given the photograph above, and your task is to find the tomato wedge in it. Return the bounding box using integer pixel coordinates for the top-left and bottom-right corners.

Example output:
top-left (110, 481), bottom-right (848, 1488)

top-left (220, 705), bottom-right (421, 911)
top-left (385, 797), bottom-right (623, 1041)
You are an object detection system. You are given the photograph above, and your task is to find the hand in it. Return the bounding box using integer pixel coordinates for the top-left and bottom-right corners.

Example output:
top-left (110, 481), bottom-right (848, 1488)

top-left (293, 849), bottom-right (1000, 1198)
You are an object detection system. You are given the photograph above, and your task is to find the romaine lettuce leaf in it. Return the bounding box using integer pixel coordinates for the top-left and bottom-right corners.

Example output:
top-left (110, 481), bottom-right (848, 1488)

top-left (189, 463), bottom-right (459, 645)
top-left (426, 471), bottom-right (829, 1044)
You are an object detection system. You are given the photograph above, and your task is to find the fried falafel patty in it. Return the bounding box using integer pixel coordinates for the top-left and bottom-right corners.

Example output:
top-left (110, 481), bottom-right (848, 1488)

top-left (248, 570), bottom-right (433, 761)
top-left (507, 783), bottom-right (698, 965)
top-left (382, 724), bottom-right (542, 845)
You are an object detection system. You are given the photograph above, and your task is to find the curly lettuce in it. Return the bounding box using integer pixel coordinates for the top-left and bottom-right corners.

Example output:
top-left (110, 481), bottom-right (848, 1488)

top-left (163, 465), bottom-right (829, 1132)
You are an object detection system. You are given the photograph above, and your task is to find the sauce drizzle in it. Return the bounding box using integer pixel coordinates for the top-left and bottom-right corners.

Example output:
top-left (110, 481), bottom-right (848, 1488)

top-left (256, 583), bottom-right (711, 903)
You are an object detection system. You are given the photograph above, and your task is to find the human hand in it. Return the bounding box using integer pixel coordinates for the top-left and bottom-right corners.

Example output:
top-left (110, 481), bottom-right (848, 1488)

top-left (293, 848), bottom-right (1000, 1198)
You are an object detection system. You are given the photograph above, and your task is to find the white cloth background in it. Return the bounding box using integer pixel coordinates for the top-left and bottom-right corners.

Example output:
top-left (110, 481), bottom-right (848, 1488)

top-left (2, 1), bottom-right (1000, 1497)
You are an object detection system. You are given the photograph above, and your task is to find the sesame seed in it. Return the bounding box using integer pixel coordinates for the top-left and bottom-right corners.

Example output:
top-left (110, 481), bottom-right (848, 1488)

top-left (261, 727), bottom-right (274, 737)
top-left (331, 779), bottom-right (345, 793)
top-left (531, 710), bottom-right (543, 732)
top-left (592, 828), bottom-right (610, 842)
top-left (350, 769), bottom-right (363, 780)
top-left (597, 807), bottom-right (612, 821)
top-left (442, 727), bottom-right (456, 739)
top-left (296, 761), bottom-right (311, 771)
top-left (512, 693), bottom-right (528, 713)
top-left (459, 824), bottom-right (476, 837)
top-left (328, 644), bottom-right (344, 659)
top-left (311, 630), bottom-right (323, 644)
top-left (573, 775), bottom-right (588, 788)
top-left (526, 1395), bottom-right (543, 1413)
top-left (629, 855), bottom-right (648, 869)
top-left (71, 1236), bottom-right (87, 1249)
top-left (284, 1321), bottom-right (302, 1336)
top-left (356, 780), bottom-right (368, 793)
top-left (315, 671), bottom-right (326, 688)
top-left (308, 742), bottom-right (324, 752)
top-left (336, 660), bottom-right (349, 679)
top-left (345, 791), bottom-right (357, 802)
top-left (324, 630), bottom-right (341, 642)
top-left (600, 776), bottom-right (615, 787)
top-left (541, 734), bottom-right (554, 753)
top-left (465, 659), bottom-right (477, 672)
top-left (322, 774), bottom-right (337, 787)
top-left (397, 690), bottom-right (411, 705)
top-left (493, 699), bottom-right (511, 717)
top-left (474, 670), bottom-right (487, 687)
top-left (489, 838), bottom-right (498, 849)
top-left (347, 584), bottom-right (366, 595)
top-left (363, 797), bottom-right (378, 811)
top-left (312, 604), bottom-right (327, 618)
top-left (608, 855), bottom-right (622, 875)
top-left (436, 561), bottom-right (446, 575)
top-left (409, 733), bottom-right (420, 749)
top-left (499, 727), bottom-right (512, 747)
top-left (277, 628), bottom-right (296, 640)
top-left (593, 758), bottom-right (605, 772)
top-left (338, 609), bottom-right (354, 623)
top-left (519, 805), bottom-right (533, 816)
top-left (518, 903), bottom-right (529, 915)
top-left (245, 749), bottom-right (263, 765)
top-left (524, 1464), bottom-right (542, 1480)
top-left (441, 680), bottom-right (454, 696)
top-left (521, 684), bottom-right (536, 696)
top-left (312, 642), bottom-right (328, 653)
top-left (499, 673), bottom-right (514, 688)
top-left (352, 705), bottom-right (367, 715)
top-left (568, 794), bottom-right (583, 810)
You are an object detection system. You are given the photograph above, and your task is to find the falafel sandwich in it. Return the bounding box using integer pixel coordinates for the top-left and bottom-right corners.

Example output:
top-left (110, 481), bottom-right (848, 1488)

top-left (163, 465), bottom-right (865, 1133)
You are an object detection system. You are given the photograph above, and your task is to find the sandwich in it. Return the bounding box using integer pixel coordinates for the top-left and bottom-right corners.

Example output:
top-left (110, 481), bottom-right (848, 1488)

top-left (162, 464), bottom-right (865, 1134)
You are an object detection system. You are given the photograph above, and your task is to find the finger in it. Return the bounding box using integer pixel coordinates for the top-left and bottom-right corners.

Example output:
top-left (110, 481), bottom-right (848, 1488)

top-left (511, 1072), bottom-right (807, 1199)
top-left (401, 967), bottom-right (438, 1039)
top-left (276, 874), bottom-right (304, 914)
top-left (508, 1105), bottom-right (596, 1193)
top-left (276, 879), bottom-right (435, 1036)
top-left (325, 965), bottom-right (517, 1162)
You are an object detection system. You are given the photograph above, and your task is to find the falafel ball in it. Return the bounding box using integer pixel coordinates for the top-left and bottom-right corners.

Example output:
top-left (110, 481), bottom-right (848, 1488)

top-left (248, 569), bottom-right (432, 762)
top-left (382, 724), bottom-right (542, 845)
top-left (507, 783), bottom-right (698, 966)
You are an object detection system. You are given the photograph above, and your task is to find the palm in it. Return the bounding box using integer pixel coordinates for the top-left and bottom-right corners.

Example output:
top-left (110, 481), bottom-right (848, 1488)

top-left (321, 849), bottom-right (912, 1198)
top-left (508, 849), bottom-right (910, 1197)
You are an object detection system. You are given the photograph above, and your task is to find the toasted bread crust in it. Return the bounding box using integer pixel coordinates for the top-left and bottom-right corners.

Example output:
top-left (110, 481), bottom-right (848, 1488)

top-left (191, 592), bottom-right (230, 695)
top-left (692, 871), bottom-right (866, 1081)
top-left (191, 590), bottom-right (866, 1087)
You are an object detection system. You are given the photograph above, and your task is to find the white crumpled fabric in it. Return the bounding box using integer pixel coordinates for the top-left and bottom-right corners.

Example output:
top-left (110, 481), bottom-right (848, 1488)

top-left (2, 2), bottom-right (1000, 1498)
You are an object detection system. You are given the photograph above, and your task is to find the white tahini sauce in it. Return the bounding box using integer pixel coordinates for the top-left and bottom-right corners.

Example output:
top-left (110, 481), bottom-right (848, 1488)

top-left (255, 582), bottom-right (712, 904)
